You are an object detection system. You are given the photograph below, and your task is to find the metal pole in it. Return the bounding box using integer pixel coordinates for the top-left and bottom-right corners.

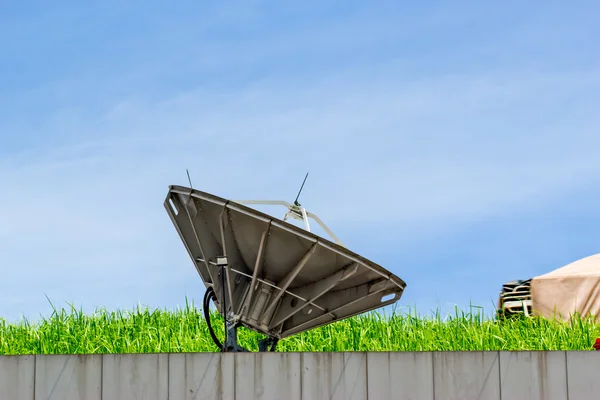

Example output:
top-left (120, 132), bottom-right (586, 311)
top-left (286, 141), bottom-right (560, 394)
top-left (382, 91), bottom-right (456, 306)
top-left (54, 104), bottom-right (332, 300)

top-left (221, 264), bottom-right (227, 351)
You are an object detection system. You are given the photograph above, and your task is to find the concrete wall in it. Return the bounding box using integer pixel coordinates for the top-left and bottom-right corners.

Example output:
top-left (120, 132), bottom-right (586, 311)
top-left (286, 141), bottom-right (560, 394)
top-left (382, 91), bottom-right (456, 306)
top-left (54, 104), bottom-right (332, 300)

top-left (0, 351), bottom-right (598, 400)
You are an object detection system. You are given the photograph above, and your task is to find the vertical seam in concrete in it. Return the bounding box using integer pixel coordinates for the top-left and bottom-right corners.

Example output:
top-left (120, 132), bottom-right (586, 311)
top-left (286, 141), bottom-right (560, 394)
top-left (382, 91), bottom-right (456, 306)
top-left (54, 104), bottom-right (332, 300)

top-left (299, 353), bottom-right (303, 400)
top-left (33, 355), bottom-right (37, 400)
top-left (100, 355), bottom-right (104, 400)
top-left (431, 352), bottom-right (436, 400)
top-left (167, 353), bottom-right (170, 399)
top-left (364, 352), bottom-right (369, 399)
top-left (233, 354), bottom-right (237, 400)
top-left (497, 351), bottom-right (502, 400)
top-left (564, 351), bottom-right (569, 400)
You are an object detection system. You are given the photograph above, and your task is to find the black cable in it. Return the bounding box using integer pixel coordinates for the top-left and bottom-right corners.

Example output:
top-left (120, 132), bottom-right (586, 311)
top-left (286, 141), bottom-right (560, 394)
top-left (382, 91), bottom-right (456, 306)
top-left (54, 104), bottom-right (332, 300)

top-left (203, 287), bottom-right (223, 351)
top-left (221, 266), bottom-right (227, 350)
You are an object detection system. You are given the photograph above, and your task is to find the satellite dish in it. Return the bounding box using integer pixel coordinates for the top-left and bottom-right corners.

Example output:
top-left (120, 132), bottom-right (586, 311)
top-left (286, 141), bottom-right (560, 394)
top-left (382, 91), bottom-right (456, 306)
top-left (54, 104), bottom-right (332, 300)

top-left (165, 184), bottom-right (406, 352)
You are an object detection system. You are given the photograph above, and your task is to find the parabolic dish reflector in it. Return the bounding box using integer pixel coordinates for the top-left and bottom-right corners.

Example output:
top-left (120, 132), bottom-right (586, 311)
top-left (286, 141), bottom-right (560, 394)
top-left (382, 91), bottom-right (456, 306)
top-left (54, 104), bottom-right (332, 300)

top-left (165, 185), bottom-right (406, 343)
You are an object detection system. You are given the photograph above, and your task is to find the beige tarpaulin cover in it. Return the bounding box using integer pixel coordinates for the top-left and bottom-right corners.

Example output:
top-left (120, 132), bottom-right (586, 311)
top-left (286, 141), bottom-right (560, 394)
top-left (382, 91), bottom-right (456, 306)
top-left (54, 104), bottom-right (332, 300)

top-left (531, 253), bottom-right (600, 321)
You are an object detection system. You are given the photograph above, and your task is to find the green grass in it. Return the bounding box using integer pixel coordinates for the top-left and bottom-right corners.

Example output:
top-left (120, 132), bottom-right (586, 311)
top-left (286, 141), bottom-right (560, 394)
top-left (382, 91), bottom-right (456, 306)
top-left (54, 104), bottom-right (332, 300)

top-left (1, 302), bottom-right (599, 354)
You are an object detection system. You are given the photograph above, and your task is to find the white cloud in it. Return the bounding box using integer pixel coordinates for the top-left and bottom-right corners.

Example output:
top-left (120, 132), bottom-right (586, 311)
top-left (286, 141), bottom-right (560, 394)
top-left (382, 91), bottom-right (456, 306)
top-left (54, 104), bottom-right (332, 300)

top-left (1, 3), bottom-right (600, 322)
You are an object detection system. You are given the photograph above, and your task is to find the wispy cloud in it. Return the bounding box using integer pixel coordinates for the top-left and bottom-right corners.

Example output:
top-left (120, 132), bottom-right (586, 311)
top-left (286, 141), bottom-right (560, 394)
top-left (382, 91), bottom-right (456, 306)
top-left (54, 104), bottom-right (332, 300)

top-left (1, 2), bottom-right (600, 322)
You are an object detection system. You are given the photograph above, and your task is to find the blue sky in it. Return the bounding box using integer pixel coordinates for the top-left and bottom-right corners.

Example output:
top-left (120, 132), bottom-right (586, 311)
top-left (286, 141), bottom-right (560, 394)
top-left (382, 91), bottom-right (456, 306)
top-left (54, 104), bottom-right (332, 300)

top-left (1, 2), bottom-right (600, 322)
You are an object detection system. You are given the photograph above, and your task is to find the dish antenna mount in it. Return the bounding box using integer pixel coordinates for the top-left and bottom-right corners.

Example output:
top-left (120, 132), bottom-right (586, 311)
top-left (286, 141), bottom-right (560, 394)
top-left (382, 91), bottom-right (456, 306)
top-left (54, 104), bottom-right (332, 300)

top-left (234, 173), bottom-right (344, 247)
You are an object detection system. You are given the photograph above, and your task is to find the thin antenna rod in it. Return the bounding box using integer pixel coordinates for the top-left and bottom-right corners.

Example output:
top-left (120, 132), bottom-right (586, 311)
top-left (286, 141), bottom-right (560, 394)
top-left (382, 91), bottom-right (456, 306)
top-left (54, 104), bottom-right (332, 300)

top-left (294, 172), bottom-right (309, 205)
top-left (186, 169), bottom-right (193, 189)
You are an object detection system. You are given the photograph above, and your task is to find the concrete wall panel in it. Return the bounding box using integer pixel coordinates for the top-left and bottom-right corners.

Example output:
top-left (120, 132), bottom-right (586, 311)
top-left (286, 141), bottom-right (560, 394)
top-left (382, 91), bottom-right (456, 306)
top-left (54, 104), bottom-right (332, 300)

top-left (366, 352), bottom-right (434, 400)
top-left (302, 352), bottom-right (367, 400)
top-left (1, 351), bottom-right (599, 399)
top-left (566, 351), bottom-right (600, 400)
top-left (433, 351), bottom-right (500, 400)
top-left (168, 353), bottom-right (234, 400)
top-left (102, 353), bottom-right (169, 400)
top-left (0, 355), bottom-right (34, 400)
top-left (235, 353), bottom-right (301, 400)
top-left (35, 354), bottom-right (101, 400)
top-left (499, 351), bottom-right (567, 400)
